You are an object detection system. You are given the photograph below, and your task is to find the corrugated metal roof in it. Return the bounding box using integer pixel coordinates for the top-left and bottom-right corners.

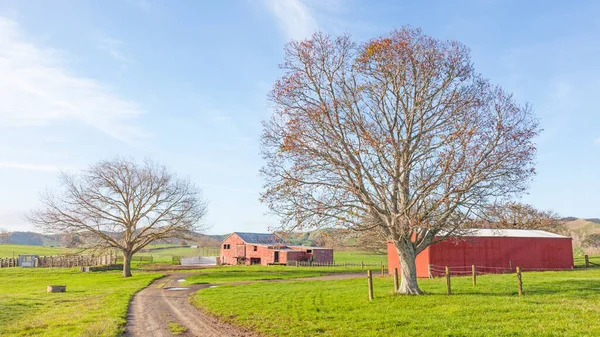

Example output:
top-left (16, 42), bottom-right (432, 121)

top-left (234, 232), bottom-right (289, 245)
top-left (459, 229), bottom-right (569, 238)
top-left (289, 245), bottom-right (333, 250)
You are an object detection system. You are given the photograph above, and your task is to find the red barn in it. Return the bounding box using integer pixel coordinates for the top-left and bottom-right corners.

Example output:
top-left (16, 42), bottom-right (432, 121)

top-left (220, 232), bottom-right (333, 266)
top-left (388, 229), bottom-right (574, 277)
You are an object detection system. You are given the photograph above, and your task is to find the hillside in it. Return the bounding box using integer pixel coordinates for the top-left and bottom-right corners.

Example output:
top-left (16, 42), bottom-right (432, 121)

top-left (0, 230), bottom-right (223, 248)
top-left (564, 218), bottom-right (600, 234)
top-left (1, 231), bottom-right (60, 246)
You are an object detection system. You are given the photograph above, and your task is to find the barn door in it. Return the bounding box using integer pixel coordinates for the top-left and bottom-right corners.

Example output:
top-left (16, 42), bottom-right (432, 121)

top-left (274, 251), bottom-right (280, 263)
top-left (236, 245), bottom-right (246, 258)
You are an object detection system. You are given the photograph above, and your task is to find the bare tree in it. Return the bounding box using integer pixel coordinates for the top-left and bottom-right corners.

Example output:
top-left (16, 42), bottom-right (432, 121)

top-left (478, 202), bottom-right (565, 234)
top-left (0, 228), bottom-right (9, 244)
top-left (261, 28), bottom-right (539, 294)
top-left (352, 228), bottom-right (388, 254)
top-left (582, 233), bottom-right (600, 252)
top-left (60, 232), bottom-right (84, 248)
top-left (29, 158), bottom-right (208, 277)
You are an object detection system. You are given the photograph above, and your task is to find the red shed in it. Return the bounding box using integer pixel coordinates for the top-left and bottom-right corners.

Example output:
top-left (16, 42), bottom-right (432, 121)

top-left (387, 229), bottom-right (574, 277)
top-left (220, 232), bottom-right (333, 266)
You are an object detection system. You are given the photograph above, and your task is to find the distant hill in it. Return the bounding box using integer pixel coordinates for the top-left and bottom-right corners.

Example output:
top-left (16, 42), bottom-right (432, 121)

top-left (4, 232), bottom-right (60, 246)
top-left (1, 230), bottom-right (223, 248)
top-left (564, 218), bottom-right (600, 234)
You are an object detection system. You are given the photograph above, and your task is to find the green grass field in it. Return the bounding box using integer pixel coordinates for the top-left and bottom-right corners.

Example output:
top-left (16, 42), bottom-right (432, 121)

top-left (184, 265), bottom-right (365, 284)
top-left (192, 268), bottom-right (600, 337)
top-left (0, 268), bottom-right (161, 336)
top-left (333, 251), bottom-right (386, 265)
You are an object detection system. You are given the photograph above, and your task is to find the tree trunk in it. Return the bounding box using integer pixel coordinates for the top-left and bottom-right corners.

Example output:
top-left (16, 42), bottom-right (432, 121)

top-left (122, 251), bottom-right (133, 278)
top-left (395, 243), bottom-right (423, 295)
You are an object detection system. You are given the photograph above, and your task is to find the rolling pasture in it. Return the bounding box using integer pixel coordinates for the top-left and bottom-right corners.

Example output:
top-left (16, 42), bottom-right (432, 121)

top-left (0, 268), bottom-right (161, 336)
top-left (192, 268), bottom-right (600, 337)
top-left (2, 243), bottom-right (599, 337)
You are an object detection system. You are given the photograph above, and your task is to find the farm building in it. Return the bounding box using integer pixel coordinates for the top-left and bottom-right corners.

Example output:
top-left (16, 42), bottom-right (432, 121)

top-left (220, 232), bottom-right (333, 266)
top-left (388, 229), bottom-right (574, 277)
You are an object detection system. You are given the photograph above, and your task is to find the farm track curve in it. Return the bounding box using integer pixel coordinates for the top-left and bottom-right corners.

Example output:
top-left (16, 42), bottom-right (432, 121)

top-left (125, 272), bottom-right (365, 337)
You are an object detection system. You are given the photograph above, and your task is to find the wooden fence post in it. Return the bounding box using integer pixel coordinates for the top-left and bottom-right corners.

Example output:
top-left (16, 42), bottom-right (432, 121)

top-left (381, 264), bottom-right (385, 276)
top-left (367, 270), bottom-right (374, 301)
top-left (445, 266), bottom-right (451, 295)
top-left (361, 261), bottom-right (364, 269)
top-left (516, 267), bottom-right (523, 296)
top-left (393, 268), bottom-right (399, 292)
top-left (509, 260), bottom-right (512, 272)
top-left (585, 255), bottom-right (589, 269)
top-left (472, 265), bottom-right (476, 286)
top-left (428, 264), bottom-right (432, 278)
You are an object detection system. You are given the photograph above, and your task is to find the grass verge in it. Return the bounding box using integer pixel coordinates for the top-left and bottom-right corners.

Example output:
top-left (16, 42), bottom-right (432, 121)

top-left (0, 268), bottom-right (162, 336)
top-left (191, 268), bottom-right (600, 337)
top-left (184, 265), bottom-right (365, 284)
top-left (167, 321), bottom-right (188, 335)
top-left (333, 251), bottom-right (386, 264)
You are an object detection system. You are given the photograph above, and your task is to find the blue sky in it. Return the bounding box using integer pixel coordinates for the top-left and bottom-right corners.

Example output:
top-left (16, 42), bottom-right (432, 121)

top-left (0, 1), bottom-right (599, 234)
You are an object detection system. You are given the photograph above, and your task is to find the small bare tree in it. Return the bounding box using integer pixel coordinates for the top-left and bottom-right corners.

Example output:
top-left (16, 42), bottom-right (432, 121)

top-left (582, 233), bottom-right (600, 252)
top-left (29, 158), bottom-right (208, 277)
top-left (261, 28), bottom-right (539, 294)
top-left (0, 228), bottom-right (9, 244)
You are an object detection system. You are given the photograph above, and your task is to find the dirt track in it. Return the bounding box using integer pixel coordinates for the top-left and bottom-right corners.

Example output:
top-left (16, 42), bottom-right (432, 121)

top-left (125, 273), bottom-right (260, 337)
top-left (125, 272), bottom-right (364, 337)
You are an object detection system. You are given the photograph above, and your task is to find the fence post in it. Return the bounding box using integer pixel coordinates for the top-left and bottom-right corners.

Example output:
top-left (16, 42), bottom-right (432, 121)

top-left (381, 264), bottom-right (385, 276)
top-left (516, 266), bottom-right (523, 296)
top-left (509, 260), bottom-right (512, 272)
top-left (367, 270), bottom-right (374, 301)
top-left (472, 265), bottom-right (476, 286)
top-left (393, 268), bottom-right (399, 292)
top-left (445, 266), bottom-right (451, 295)
top-left (428, 264), bottom-right (432, 278)
top-left (585, 255), bottom-right (589, 269)
top-left (361, 261), bottom-right (364, 269)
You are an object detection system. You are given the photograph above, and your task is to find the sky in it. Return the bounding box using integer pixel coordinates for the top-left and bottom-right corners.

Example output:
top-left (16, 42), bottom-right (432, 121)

top-left (0, 0), bottom-right (599, 234)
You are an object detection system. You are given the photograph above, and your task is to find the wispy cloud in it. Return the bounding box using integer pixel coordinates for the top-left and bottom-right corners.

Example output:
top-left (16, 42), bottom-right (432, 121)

top-left (0, 17), bottom-right (146, 143)
top-left (0, 161), bottom-right (75, 172)
top-left (97, 36), bottom-right (131, 63)
top-left (263, 0), bottom-right (318, 40)
top-left (594, 138), bottom-right (600, 145)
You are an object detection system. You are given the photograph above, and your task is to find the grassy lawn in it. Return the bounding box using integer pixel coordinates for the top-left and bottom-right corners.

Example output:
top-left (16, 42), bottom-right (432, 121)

top-left (184, 265), bottom-right (366, 284)
top-left (135, 246), bottom-right (214, 263)
top-left (0, 268), bottom-right (161, 337)
top-left (0, 244), bottom-right (75, 257)
top-left (333, 251), bottom-right (386, 265)
top-left (191, 268), bottom-right (600, 337)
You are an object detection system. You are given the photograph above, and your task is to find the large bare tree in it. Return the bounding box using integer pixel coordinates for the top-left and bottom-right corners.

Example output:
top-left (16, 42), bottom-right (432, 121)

top-left (29, 158), bottom-right (208, 277)
top-left (261, 28), bottom-right (539, 294)
top-left (479, 202), bottom-right (565, 234)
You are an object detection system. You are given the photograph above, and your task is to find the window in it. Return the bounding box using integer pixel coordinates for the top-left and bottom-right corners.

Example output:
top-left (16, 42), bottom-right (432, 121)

top-left (306, 249), bottom-right (312, 253)
top-left (223, 244), bottom-right (230, 249)
top-left (253, 246), bottom-right (257, 251)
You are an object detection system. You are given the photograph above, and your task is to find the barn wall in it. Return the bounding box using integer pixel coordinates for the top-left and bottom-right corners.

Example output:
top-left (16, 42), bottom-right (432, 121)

top-left (311, 248), bottom-right (333, 263)
top-left (220, 233), bottom-right (244, 265)
top-left (220, 234), bottom-right (279, 265)
top-left (387, 241), bottom-right (431, 277)
top-left (428, 237), bottom-right (574, 273)
top-left (286, 251), bottom-right (306, 262)
top-left (248, 245), bottom-right (276, 265)
top-left (387, 236), bottom-right (573, 278)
